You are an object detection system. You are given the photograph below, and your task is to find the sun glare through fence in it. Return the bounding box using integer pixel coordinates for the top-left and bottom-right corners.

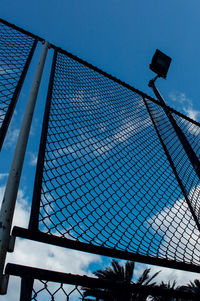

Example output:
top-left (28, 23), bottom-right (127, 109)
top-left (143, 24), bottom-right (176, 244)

top-left (28, 49), bottom-right (200, 267)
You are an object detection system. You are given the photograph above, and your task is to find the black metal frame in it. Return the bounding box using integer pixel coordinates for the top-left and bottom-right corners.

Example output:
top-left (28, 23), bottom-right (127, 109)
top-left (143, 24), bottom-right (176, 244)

top-left (15, 44), bottom-right (200, 275)
top-left (12, 226), bottom-right (200, 274)
top-left (2, 17), bottom-right (200, 285)
top-left (144, 97), bottom-right (200, 233)
top-left (0, 18), bottom-right (43, 42)
top-left (19, 277), bottom-right (34, 301)
top-left (5, 263), bottom-right (200, 300)
top-left (150, 80), bottom-right (200, 182)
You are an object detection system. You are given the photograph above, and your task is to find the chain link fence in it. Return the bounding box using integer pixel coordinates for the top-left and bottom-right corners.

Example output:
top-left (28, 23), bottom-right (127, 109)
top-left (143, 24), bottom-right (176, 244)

top-left (6, 263), bottom-right (200, 301)
top-left (1, 17), bottom-right (200, 301)
top-left (0, 19), bottom-right (38, 149)
top-left (25, 49), bottom-right (200, 268)
top-left (32, 282), bottom-right (85, 301)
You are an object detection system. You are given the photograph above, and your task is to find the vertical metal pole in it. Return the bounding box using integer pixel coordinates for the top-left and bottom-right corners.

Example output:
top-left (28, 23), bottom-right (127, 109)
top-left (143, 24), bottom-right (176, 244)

top-left (20, 277), bottom-right (34, 301)
top-left (149, 79), bottom-right (200, 180)
top-left (0, 41), bottom-right (49, 294)
top-left (28, 49), bottom-right (57, 231)
top-left (143, 97), bottom-right (200, 233)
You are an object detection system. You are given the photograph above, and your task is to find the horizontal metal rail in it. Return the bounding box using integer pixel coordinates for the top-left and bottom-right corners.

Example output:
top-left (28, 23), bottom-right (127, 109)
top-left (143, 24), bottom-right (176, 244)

top-left (5, 263), bottom-right (200, 300)
top-left (12, 227), bottom-right (200, 274)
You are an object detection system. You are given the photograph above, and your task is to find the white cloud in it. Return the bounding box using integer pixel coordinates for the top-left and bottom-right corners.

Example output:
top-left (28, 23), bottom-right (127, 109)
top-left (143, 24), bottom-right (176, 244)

top-left (169, 91), bottom-right (200, 121)
top-left (60, 89), bottom-right (152, 158)
top-left (4, 128), bottom-right (20, 148)
top-left (183, 107), bottom-right (200, 121)
top-left (0, 186), bottom-right (29, 229)
top-left (169, 92), bottom-right (189, 105)
top-left (149, 200), bottom-right (200, 264)
top-left (0, 173), bottom-right (8, 181)
top-left (133, 261), bottom-right (200, 289)
top-left (47, 114), bottom-right (151, 161)
top-left (0, 186), bottom-right (101, 300)
top-left (146, 184), bottom-right (200, 285)
top-left (146, 264), bottom-right (200, 287)
top-left (29, 152), bottom-right (38, 166)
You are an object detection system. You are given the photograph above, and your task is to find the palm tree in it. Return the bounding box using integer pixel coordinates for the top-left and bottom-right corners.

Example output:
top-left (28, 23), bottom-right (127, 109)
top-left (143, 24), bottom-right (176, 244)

top-left (176, 279), bottom-right (200, 300)
top-left (150, 281), bottom-right (176, 301)
top-left (82, 260), bottom-right (160, 301)
top-left (187, 279), bottom-right (200, 295)
top-left (151, 279), bottom-right (200, 301)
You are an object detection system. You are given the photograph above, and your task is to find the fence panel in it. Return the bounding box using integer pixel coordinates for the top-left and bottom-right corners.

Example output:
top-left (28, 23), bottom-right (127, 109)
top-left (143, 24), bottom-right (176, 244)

top-left (146, 99), bottom-right (200, 224)
top-left (6, 263), bottom-right (200, 301)
top-left (26, 49), bottom-right (200, 268)
top-left (0, 19), bottom-right (38, 149)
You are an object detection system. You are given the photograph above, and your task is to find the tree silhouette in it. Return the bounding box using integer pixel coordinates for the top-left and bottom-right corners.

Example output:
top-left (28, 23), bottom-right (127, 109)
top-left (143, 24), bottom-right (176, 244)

top-left (150, 281), bottom-right (176, 301)
top-left (176, 279), bottom-right (200, 301)
top-left (82, 260), bottom-right (159, 301)
top-left (187, 279), bottom-right (200, 295)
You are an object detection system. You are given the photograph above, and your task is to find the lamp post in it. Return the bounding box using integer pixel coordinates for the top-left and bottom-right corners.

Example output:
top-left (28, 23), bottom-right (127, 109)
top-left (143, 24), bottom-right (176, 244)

top-left (148, 49), bottom-right (171, 105)
top-left (147, 50), bottom-right (200, 230)
top-left (148, 50), bottom-right (200, 177)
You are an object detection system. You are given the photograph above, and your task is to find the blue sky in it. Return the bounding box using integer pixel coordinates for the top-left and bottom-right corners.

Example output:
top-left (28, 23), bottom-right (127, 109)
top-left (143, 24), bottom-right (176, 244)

top-left (1, 1), bottom-right (200, 300)
top-left (1, 0), bottom-right (200, 105)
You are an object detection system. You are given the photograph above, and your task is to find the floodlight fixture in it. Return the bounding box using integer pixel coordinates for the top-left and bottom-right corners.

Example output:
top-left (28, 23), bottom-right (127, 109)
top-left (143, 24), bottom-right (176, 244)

top-left (150, 49), bottom-right (172, 79)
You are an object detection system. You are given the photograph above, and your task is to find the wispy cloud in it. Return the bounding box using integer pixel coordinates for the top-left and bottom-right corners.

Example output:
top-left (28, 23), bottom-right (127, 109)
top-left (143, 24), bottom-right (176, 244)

top-left (0, 173), bottom-right (8, 181)
top-left (148, 184), bottom-right (200, 266)
top-left (4, 128), bottom-right (20, 148)
top-left (139, 184), bottom-right (200, 286)
top-left (29, 152), bottom-right (37, 166)
top-left (169, 91), bottom-right (200, 121)
top-left (183, 107), bottom-right (200, 121)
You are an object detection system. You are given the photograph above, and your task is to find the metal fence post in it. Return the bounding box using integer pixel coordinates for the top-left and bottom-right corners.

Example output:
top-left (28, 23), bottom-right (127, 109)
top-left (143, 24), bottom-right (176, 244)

top-left (149, 79), bottom-right (200, 180)
top-left (0, 41), bottom-right (49, 294)
top-left (19, 277), bottom-right (34, 301)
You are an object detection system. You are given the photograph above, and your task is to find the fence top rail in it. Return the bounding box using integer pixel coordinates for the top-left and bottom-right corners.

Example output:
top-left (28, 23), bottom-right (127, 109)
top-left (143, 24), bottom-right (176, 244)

top-left (0, 18), bottom-right (43, 42)
top-left (5, 263), bottom-right (200, 300)
top-left (1, 18), bottom-right (199, 128)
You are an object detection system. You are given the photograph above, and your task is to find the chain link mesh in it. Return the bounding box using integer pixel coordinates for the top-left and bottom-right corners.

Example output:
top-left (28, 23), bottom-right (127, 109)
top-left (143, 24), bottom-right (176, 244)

top-left (0, 20), bottom-right (36, 148)
top-left (31, 50), bottom-right (200, 266)
top-left (26, 277), bottom-right (199, 301)
top-left (173, 112), bottom-right (200, 162)
top-left (146, 99), bottom-right (200, 219)
top-left (5, 263), bottom-right (199, 301)
top-left (31, 281), bottom-right (85, 301)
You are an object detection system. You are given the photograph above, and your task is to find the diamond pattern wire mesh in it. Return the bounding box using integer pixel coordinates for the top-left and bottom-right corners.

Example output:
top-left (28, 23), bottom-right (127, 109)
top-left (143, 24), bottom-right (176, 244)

top-left (146, 100), bottom-right (200, 222)
top-left (173, 112), bottom-right (200, 162)
top-left (30, 49), bottom-right (200, 267)
top-left (5, 263), bottom-right (199, 301)
top-left (18, 273), bottom-right (199, 301)
top-left (29, 280), bottom-right (172, 301)
top-left (31, 281), bottom-right (85, 301)
top-left (0, 19), bottom-right (37, 149)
